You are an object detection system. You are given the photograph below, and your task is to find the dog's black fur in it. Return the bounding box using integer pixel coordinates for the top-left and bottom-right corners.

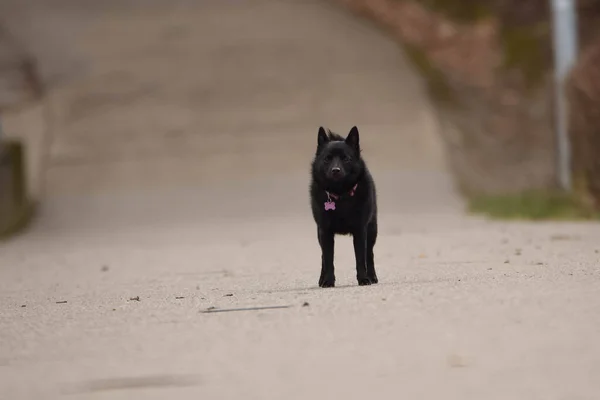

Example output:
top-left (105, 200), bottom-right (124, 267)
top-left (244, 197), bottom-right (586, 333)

top-left (309, 126), bottom-right (378, 288)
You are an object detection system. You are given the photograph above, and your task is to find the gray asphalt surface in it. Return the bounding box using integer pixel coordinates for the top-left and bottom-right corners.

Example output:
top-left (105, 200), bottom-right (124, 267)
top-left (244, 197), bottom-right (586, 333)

top-left (1, 1), bottom-right (600, 399)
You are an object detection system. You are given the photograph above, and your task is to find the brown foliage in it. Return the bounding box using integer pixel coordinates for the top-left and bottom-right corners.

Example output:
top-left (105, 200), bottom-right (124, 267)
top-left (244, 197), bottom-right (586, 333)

top-left (336, 0), bottom-right (600, 196)
top-left (568, 41), bottom-right (600, 206)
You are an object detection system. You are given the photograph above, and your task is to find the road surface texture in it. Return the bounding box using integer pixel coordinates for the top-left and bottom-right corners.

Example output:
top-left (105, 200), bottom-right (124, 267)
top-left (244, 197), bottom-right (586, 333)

top-left (1, 1), bottom-right (600, 399)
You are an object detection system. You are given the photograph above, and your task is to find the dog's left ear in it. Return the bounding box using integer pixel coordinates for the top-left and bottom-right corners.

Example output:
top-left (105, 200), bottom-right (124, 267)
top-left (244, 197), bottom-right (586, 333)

top-left (345, 126), bottom-right (360, 151)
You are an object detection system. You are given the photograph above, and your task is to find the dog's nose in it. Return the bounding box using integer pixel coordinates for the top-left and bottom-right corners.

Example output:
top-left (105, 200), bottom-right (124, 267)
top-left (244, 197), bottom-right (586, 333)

top-left (331, 167), bottom-right (341, 174)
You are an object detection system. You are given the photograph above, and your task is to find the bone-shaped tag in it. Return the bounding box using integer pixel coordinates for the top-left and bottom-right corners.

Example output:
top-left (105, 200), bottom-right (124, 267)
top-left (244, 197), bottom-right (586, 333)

top-left (324, 201), bottom-right (336, 211)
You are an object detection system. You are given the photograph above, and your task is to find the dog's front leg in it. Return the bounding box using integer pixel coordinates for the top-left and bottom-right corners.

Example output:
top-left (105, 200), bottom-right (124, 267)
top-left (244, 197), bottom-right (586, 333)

top-left (353, 227), bottom-right (371, 286)
top-left (318, 227), bottom-right (336, 288)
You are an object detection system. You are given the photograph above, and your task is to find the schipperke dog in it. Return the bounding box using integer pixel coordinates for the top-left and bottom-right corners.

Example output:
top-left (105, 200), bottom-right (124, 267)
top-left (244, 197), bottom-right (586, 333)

top-left (309, 126), bottom-right (378, 288)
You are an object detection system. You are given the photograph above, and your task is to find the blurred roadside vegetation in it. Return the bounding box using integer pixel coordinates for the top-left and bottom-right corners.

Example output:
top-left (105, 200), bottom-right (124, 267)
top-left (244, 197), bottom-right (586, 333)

top-left (338, 0), bottom-right (600, 220)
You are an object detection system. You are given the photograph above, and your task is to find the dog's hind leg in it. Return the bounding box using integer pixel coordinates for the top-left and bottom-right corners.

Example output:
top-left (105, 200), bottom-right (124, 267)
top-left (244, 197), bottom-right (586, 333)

top-left (366, 219), bottom-right (378, 284)
top-left (318, 227), bottom-right (336, 288)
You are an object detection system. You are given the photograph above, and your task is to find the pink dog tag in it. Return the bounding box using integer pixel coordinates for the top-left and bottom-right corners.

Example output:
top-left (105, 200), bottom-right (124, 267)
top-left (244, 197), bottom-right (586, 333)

top-left (324, 201), bottom-right (336, 211)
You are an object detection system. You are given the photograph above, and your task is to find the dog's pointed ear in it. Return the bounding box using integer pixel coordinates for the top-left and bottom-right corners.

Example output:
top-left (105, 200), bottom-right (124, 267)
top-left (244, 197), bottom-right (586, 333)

top-left (345, 126), bottom-right (360, 151)
top-left (317, 126), bottom-right (329, 146)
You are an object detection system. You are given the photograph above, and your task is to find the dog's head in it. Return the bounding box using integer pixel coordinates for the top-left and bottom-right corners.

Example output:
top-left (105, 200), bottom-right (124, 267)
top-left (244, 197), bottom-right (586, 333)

top-left (312, 126), bottom-right (364, 188)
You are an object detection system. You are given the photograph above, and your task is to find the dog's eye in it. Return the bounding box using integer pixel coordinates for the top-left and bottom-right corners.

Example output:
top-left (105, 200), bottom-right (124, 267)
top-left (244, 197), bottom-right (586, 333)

top-left (324, 155), bottom-right (333, 163)
top-left (342, 156), bottom-right (351, 162)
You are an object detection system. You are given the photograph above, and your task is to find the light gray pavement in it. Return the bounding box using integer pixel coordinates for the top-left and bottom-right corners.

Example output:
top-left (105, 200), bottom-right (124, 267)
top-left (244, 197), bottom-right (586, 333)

top-left (1, 1), bottom-right (600, 399)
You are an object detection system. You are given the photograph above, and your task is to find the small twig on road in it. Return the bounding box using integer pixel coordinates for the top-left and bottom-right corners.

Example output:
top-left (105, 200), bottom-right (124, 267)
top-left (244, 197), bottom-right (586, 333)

top-left (129, 296), bottom-right (140, 302)
top-left (201, 305), bottom-right (291, 314)
top-left (56, 301), bottom-right (67, 304)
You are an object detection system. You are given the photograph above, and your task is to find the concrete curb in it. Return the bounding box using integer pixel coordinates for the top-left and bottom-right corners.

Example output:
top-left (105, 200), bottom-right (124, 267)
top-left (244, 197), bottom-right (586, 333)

top-left (0, 24), bottom-right (47, 239)
top-left (0, 139), bottom-right (36, 239)
top-left (0, 101), bottom-right (48, 240)
top-left (2, 101), bottom-right (50, 201)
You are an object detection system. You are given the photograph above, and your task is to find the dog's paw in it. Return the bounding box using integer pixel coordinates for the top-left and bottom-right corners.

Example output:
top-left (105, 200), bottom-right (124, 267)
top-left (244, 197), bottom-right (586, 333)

top-left (357, 277), bottom-right (372, 286)
top-left (319, 275), bottom-right (336, 288)
top-left (367, 274), bottom-right (378, 284)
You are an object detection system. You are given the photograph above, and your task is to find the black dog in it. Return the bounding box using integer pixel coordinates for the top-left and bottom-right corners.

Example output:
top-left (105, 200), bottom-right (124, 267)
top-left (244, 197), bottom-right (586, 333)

top-left (309, 126), bottom-right (378, 287)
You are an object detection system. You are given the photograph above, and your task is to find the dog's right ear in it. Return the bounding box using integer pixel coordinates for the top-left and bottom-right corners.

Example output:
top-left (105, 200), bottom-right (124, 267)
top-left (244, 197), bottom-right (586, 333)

top-left (317, 127), bottom-right (329, 146)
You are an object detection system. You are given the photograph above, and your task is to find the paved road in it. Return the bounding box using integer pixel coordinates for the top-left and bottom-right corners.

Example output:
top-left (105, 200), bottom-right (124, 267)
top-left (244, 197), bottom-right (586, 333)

top-left (1, 1), bottom-right (600, 399)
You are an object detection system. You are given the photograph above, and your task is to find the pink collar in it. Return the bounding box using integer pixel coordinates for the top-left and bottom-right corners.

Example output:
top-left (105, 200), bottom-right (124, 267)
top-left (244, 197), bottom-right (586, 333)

top-left (326, 183), bottom-right (358, 200)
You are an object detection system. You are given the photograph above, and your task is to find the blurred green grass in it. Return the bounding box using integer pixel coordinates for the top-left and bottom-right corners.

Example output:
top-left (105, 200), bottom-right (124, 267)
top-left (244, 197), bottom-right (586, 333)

top-left (468, 190), bottom-right (600, 221)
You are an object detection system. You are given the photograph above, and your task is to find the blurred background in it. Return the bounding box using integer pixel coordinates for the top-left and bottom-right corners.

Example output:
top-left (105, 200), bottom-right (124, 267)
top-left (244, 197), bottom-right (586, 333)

top-left (2, 0), bottom-right (600, 237)
top-left (0, 0), bottom-right (460, 237)
top-left (2, 0), bottom-right (600, 398)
